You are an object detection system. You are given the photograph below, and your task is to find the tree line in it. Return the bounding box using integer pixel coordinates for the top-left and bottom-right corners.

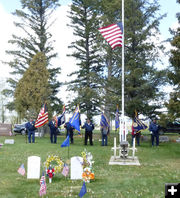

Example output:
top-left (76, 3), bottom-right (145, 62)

top-left (1, 0), bottom-right (180, 123)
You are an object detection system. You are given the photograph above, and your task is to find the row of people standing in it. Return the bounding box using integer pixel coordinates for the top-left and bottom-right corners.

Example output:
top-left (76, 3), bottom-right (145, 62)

top-left (25, 117), bottom-right (109, 146)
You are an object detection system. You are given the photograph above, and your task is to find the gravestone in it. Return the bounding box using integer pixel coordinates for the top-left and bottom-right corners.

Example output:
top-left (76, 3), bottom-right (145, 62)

top-left (159, 136), bottom-right (169, 143)
top-left (27, 156), bottom-right (41, 179)
top-left (141, 135), bottom-right (149, 142)
top-left (70, 156), bottom-right (83, 180)
top-left (0, 123), bottom-right (12, 136)
top-left (176, 138), bottom-right (180, 143)
top-left (4, 139), bottom-right (14, 144)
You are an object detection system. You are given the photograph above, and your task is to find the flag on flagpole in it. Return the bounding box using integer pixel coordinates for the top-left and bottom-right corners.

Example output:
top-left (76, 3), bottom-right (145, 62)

top-left (115, 106), bottom-right (120, 130)
top-left (17, 164), bottom-right (25, 176)
top-left (133, 116), bottom-right (147, 133)
top-left (69, 105), bottom-right (81, 133)
top-left (62, 164), bottom-right (69, 177)
top-left (61, 135), bottom-right (70, 147)
top-left (99, 22), bottom-right (123, 49)
top-left (39, 172), bottom-right (46, 196)
top-left (35, 104), bottom-right (48, 128)
top-left (100, 113), bottom-right (109, 128)
top-left (79, 182), bottom-right (87, 198)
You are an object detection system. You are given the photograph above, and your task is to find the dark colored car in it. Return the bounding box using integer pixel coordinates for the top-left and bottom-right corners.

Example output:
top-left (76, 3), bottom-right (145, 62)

top-left (159, 121), bottom-right (180, 134)
top-left (13, 123), bottom-right (27, 135)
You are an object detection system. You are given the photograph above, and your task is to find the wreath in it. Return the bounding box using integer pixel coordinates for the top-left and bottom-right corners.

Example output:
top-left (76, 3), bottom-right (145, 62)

top-left (44, 155), bottom-right (64, 173)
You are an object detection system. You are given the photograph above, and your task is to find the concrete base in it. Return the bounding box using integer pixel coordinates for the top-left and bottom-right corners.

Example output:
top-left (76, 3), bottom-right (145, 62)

top-left (109, 156), bottom-right (140, 166)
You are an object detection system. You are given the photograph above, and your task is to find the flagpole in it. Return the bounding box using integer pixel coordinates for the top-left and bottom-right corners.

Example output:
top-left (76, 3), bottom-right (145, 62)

top-left (120, 0), bottom-right (125, 143)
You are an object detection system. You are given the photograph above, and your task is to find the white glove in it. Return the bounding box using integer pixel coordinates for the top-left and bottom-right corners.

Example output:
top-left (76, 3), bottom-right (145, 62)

top-left (150, 131), bottom-right (152, 134)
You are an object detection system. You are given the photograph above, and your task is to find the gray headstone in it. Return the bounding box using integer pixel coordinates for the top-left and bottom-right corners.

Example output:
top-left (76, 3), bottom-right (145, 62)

top-left (70, 156), bottom-right (83, 180)
top-left (141, 135), bottom-right (149, 142)
top-left (159, 136), bottom-right (169, 143)
top-left (176, 138), bottom-right (180, 143)
top-left (27, 156), bottom-right (41, 179)
top-left (4, 139), bottom-right (14, 144)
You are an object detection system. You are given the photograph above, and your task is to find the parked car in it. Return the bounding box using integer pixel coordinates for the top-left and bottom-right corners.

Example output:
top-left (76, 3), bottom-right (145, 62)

top-left (159, 121), bottom-right (180, 134)
top-left (13, 123), bottom-right (27, 135)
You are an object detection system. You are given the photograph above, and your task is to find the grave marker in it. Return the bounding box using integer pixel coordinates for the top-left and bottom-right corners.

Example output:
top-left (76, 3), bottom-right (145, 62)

top-left (27, 156), bottom-right (41, 179)
top-left (70, 156), bottom-right (83, 180)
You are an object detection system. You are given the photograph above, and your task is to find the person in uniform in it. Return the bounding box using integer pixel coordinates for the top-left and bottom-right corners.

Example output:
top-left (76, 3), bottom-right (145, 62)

top-left (149, 119), bottom-right (159, 147)
top-left (25, 118), bottom-right (36, 143)
top-left (48, 117), bottom-right (58, 144)
top-left (64, 121), bottom-right (74, 144)
top-left (82, 118), bottom-right (94, 145)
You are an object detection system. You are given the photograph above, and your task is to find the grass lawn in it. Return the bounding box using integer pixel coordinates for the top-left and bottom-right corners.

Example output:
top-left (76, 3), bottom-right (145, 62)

top-left (0, 132), bottom-right (180, 198)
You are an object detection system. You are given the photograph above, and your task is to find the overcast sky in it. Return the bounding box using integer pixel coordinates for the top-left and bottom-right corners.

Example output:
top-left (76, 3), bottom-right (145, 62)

top-left (0, 0), bottom-right (179, 107)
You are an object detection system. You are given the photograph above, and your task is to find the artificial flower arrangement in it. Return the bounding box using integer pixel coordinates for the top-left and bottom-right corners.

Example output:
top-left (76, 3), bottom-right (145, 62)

top-left (81, 149), bottom-right (95, 183)
top-left (44, 155), bottom-right (64, 183)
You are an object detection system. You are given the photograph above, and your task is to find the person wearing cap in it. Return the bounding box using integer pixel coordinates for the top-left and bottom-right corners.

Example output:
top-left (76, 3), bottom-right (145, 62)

top-left (149, 119), bottom-right (160, 147)
top-left (25, 118), bottom-right (36, 143)
top-left (82, 118), bottom-right (94, 145)
top-left (48, 116), bottom-right (58, 144)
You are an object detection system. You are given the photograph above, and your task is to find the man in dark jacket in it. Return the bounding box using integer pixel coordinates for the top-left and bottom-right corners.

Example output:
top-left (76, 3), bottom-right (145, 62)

top-left (25, 118), bottom-right (36, 143)
top-left (64, 121), bottom-right (74, 144)
top-left (48, 117), bottom-right (58, 144)
top-left (149, 119), bottom-right (159, 147)
top-left (82, 118), bottom-right (94, 145)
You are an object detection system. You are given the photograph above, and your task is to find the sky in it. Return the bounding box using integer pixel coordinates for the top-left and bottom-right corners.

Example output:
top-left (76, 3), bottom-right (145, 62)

top-left (0, 0), bottom-right (179, 122)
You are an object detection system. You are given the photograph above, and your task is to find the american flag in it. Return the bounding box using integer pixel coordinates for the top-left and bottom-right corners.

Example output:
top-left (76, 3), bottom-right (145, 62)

top-left (99, 22), bottom-right (123, 49)
top-left (35, 104), bottom-right (48, 128)
top-left (17, 164), bottom-right (25, 176)
top-left (39, 172), bottom-right (46, 196)
top-left (61, 164), bottom-right (69, 177)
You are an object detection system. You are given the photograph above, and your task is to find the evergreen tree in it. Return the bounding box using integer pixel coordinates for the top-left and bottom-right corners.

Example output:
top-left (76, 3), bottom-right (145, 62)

top-left (14, 52), bottom-right (51, 120)
top-left (166, 0), bottom-right (180, 120)
top-left (98, 0), bottom-right (166, 118)
top-left (67, 0), bottom-right (103, 119)
top-left (4, 0), bottom-right (62, 113)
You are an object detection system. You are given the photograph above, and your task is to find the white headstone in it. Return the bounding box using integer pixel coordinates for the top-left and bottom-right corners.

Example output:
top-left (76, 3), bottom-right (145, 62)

top-left (27, 156), bottom-right (41, 179)
top-left (4, 139), bottom-right (14, 144)
top-left (70, 156), bottom-right (83, 180)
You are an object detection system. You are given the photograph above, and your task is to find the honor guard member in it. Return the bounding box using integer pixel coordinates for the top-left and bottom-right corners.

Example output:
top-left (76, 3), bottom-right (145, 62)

top-left (25, 118), bottom-right (36, 143)
top-left (48, 117), bottom-right (58, 144)
top-left (149, 119), bottom-right (160, 147)
top-left (82, 118), bottom-right (94, 145)
top-left (64, 121), bottom-right (74, 144)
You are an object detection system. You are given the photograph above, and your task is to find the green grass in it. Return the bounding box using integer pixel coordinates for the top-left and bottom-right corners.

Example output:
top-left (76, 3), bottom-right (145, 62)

top-left (0, 133), bottom-right (180, 198)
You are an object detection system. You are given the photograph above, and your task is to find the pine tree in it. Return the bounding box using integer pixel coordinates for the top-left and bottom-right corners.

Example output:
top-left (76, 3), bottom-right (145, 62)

top-left (67, 0), bottom-right (103, 119)
top-left (98, 0), bottom-right (166, 119)
top-left (14, 52), bottom-right (50, 120)
top-left (4, 0), bottom-right (62, 113)
top-left (166, 0), bottom-right (180, 120)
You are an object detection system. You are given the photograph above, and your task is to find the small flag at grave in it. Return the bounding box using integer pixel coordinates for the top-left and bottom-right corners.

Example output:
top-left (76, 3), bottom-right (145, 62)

top-left (61, 135), bottom-right (70, 147)
top-left (79, 182), bottom-right (87, 198)
top-left (17, 164), bottom-right (25, 176)
top-left (39, 172), bottom-right (46, 196)
top-left (62, 164), bottom-right (69, 177)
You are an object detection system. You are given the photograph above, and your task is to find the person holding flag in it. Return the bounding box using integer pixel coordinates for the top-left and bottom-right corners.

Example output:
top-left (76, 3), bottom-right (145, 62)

top-left (25, 118), bottom-right (36, 143)
top-left (48, 116), bottom-right (58, 144)
top-left (48, 105), bottom-right (66, 144)
top-left (100, 113), bottom-right (110, 146)
top-left (132, 113), bottom-right (147, 146)
top-left (64, 120), bottom-right (74, 144)
top-left (82, 118), bottom-right (94, 146)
